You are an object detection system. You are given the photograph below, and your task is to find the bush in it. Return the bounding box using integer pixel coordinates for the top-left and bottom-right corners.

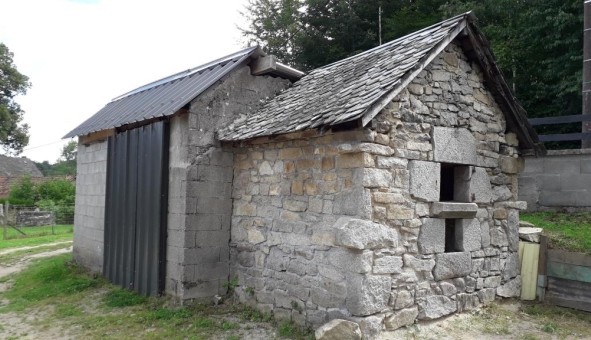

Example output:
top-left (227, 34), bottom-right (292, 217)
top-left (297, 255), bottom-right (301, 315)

top-left (7, 176), bottom-right (75, 208)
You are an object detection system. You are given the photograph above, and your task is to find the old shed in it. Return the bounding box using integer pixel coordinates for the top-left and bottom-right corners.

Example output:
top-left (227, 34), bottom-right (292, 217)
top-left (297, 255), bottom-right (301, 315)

top-left (66, 12), bottom-right (543, 335)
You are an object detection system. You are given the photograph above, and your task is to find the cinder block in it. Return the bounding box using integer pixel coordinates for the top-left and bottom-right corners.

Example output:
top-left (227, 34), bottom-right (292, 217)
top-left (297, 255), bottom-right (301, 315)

top-left (544, 160), bottom-right (580, 175)
top-left (582, 159), bottom-right (591, 174)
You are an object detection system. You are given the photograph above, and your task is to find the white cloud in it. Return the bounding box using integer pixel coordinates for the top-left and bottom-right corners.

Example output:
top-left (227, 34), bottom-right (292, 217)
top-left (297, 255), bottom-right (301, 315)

top-left (0, 0), bottom-right (249, 162)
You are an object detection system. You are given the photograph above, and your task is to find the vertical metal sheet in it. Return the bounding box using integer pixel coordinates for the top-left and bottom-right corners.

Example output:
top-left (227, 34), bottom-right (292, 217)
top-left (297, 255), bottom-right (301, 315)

top-left (104, 121), bottom-right (169, 296)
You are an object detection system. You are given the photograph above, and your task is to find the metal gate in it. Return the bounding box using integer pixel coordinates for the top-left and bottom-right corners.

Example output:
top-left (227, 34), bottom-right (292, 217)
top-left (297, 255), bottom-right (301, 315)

top-left (104, 121), bottom-right (169, 296)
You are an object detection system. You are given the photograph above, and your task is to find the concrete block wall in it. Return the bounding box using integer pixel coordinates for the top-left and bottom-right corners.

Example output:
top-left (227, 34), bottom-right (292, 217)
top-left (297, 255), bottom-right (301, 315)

top-left (73, 140), bottom-right (108, 273)
top-left (173, 65), bottom-right (291, 300)
top-left (519, 149), bottom-right (591, 211)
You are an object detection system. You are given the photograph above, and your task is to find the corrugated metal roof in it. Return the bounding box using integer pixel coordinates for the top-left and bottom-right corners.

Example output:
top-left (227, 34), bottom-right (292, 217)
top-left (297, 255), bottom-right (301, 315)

top-left (64, 46), bottom-right (259, 138)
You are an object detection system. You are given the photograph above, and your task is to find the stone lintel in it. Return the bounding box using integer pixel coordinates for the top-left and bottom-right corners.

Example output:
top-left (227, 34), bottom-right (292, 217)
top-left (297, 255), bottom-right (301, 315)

top-left (431, 202), bottom-right (478, 218)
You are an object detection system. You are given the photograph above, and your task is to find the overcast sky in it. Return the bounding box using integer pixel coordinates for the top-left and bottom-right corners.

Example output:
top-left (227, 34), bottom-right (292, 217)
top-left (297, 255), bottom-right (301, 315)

top-left (0, 0), bottom-right (249, 162)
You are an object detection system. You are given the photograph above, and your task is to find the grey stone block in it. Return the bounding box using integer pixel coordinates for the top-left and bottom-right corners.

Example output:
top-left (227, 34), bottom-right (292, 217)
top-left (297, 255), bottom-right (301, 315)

top-left (497, 276), bottom-right (521, 297)
top-left (315, 319), bottom-right (362, 340)
top-left (328, 248), bottom-right (373, 274)
top-left (469, 167), bottom-right (493, 203)
top-left (356, 168), bottom-right (393, 188)
top-left (334, 217), bottom-right (398, 250)
top-left (582, 160), bottom-right (591, 174)
top-left (456, 293), bottom-right (480, 312)
top-left (502, 252), bottom-right (520, 280)
top-left (334, 187), bottom-right (372, 219)
top-left (456, 218), bottom-right (481, 252)
top-left (477, 288), bottom-right (496, 304)
top-left (384, 306), bottom-right (418, 330)
top-left (418, 218), bottom-right (445, 254)
top-left (499, 156), bottom-right (524, 174)
top-left (346, 274), bottom-right (391, 316)
top-left (419, 295), bottom-right (457, 320)
top-left (505, 210), bottom-right (520, 252)
top-left (373, 256), bottom-right (403, 274)
top-left (431, 202), bottom-right (478, 218)
top-left (480, 221), bottom-right (491, 247)
top-left (433, 127), bottom-right (477, 165)
top-left (409, 160), bottom-right (440, 202)
top-left (433, 252), bottom-right (472, 280)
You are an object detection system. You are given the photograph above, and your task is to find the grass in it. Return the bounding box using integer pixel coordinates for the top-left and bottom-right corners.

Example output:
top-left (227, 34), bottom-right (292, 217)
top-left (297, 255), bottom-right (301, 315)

top-left (520, 212), bottom-right (591, 253)
top-left (1, 254), bottom-right (99, 312)
top-left (0, 254), bottom-right (313, 339)
top-left (521, 302), bottom-right (591, 337)
top-left (0, 225), bottom-right (73, 250)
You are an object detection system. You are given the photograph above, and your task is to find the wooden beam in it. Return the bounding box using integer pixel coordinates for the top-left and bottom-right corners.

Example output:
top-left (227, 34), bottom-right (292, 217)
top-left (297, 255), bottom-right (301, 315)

top-left (79, 129), bottom-right (115, 145)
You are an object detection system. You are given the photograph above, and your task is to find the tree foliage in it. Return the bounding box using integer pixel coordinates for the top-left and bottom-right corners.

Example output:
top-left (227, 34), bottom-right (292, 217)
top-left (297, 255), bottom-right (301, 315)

top-left (34, 141), bottom-right (77, 176)
top-left (0, 43), bottom-right (31, 155)
top-left (240, 0), bottom-right (583, 127)
top-left (7, 176), bottom-right (75, 207)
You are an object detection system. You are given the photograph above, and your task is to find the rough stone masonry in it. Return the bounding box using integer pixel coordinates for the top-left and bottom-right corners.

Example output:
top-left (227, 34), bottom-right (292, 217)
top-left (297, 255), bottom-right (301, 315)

top-left (228, 42), bottom-right (525, 336)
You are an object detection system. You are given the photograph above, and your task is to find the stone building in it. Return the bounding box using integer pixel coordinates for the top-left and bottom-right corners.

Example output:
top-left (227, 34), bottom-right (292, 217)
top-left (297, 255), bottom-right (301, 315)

top-left (65, 12), bottom-right (543, 335)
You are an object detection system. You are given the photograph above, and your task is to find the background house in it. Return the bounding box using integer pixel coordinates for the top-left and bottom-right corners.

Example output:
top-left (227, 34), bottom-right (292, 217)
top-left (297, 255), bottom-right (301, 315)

top-left (66, 12), bottom-right (542, 335)
top-left (0, 155), bottom-right (44, 198)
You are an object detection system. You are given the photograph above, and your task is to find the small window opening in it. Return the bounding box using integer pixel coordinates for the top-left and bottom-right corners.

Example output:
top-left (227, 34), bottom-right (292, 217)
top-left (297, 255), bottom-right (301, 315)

top-left (445, 219), bottom-right (460, 252)
top-left (440, 163), bottom-right (471, 202)
top-left (440, 164), bottom-right (455, 201)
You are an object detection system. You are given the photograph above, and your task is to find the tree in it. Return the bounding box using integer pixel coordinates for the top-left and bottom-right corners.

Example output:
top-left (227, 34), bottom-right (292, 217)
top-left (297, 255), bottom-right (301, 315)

top-left (60, 140), bottom-right (77, 162)
top-left (0, 43), bottom-right (31, 155)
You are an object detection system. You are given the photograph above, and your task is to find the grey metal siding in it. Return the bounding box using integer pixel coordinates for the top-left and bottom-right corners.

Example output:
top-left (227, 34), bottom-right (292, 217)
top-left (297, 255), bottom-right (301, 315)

top-left (104, 121), bottom-right (169, 296)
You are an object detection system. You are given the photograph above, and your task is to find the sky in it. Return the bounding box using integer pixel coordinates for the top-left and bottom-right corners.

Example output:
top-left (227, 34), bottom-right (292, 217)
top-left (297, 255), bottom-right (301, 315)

top-left (0, 0), bottom-right (249, 162)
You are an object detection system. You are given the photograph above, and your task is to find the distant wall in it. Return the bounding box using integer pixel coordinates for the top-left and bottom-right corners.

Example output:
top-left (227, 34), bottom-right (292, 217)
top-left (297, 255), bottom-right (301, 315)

top-left (73, 140), bottom-right (108, 273)
top-left (519, 149), bottom-right (591, 211)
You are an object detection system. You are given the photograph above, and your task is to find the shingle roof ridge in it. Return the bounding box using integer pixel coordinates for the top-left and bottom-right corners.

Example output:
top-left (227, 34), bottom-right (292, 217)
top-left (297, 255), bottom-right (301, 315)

top-left (313, 11), bottom-right (471, 73)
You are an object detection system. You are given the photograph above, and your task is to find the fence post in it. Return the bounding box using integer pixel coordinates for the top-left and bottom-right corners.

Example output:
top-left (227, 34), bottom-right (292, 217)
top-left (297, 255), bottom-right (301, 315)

top-left (537, 235), bottom-right (548, 302)
top-left (3, 202), bottom-right (8, 240)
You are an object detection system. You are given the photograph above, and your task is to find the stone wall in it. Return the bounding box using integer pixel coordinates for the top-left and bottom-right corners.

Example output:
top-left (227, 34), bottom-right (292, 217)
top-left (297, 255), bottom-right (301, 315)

top-left (168, 65), bottom-right (291, 300)
top-left (519, 149), bottom-right (591, 211)
top-left (229, 42), bottom-right (525, 335)
top-left (16, 211), bottom-right (55, 226)
top-left (73, 140), bottom-right (108, 273)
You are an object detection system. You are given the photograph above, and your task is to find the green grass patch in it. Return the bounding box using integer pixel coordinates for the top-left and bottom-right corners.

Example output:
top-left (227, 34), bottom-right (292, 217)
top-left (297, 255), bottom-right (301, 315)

top-left (0, 225), bottom-right (73, 250)
top-left (103, 288), bottom-right (147, 307)
top-left (520, 212), bottom-right (591, 253)
top-left (0, 242), bottom-right (73, 265)
top-left (1, 254), bottom-right (99, 312)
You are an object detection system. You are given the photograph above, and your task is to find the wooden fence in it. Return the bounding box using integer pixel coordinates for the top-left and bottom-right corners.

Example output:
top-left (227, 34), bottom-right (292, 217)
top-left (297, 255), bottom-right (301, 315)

top-left (537, 235), bottom-right (591, 312)
top-left (528, 114), bottom-right (591, 143)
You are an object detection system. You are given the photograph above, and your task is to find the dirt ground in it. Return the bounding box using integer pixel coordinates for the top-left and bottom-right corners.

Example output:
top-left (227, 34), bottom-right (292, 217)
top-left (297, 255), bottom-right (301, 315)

top-left (1, 247), bottom-right (590, 340)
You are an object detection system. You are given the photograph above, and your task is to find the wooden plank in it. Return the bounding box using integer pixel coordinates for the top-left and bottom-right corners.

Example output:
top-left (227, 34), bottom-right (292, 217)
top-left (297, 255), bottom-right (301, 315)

top-left (79, 129), bottom-right (115, 145)
top-left (520, 242), bottom-right (540, 300)
top-left (547, 261), bottom-right (591, 283)
top-left (537, 235), bottom-right (548, 302)
top-left (546, 277), bottom-right (591, 312)
top-left (528, 114), bottom-right (591, 125)
top-left (538, 132), bottom-right (591, 142)
top-left (548, 249), bottom-right (591, 267)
